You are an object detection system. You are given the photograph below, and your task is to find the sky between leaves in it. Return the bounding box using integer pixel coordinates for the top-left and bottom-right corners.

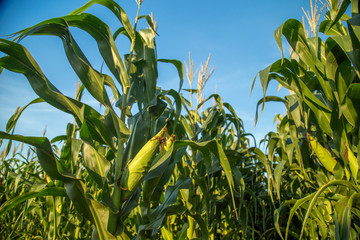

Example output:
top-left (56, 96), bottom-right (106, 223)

top-left (0, 0), bottom-right (310, 146)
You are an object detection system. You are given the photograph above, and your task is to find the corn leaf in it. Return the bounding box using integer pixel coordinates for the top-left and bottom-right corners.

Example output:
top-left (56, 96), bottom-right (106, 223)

top-left (0, 187), bottom-right (66, 217)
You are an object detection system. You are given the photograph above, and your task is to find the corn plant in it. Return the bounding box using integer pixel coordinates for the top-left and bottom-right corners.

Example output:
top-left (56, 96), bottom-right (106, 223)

top-left (253, 0), bottom-right (360, 239)
top-left (0, 1), bottom-right (240, 239)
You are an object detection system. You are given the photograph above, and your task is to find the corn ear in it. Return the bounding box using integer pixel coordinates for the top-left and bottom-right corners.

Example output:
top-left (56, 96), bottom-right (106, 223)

top-left (120, 126), bottom-right (167, 200)
top-left (142, 134), bottom-right (176, 203)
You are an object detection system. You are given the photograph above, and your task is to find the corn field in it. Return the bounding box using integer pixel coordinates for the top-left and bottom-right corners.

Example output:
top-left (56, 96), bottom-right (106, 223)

top-left (1, 0), bottom-right (360, 239)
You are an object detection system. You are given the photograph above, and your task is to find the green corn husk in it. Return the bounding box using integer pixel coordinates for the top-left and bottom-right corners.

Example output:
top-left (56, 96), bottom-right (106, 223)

top-left (120, 126), bottom-right (167, 200)
top-left (142, 134), bottom-right (176, 203)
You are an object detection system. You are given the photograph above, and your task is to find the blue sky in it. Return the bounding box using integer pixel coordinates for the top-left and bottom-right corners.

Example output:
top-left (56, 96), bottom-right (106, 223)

top-left (0, 0), bottom-right (309, 146)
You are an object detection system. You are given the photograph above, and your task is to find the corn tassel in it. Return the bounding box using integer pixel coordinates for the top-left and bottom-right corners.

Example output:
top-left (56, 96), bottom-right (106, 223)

top-left (120, 126), bottom-right (167, 200)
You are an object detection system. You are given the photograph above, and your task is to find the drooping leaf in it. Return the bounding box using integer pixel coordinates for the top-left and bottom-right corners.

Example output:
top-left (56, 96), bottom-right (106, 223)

top-left (62, 13), bottom-right (129, 92)
top-left (6, 98), bottom-right (44, 133)
top-left (158, 59), bottom-right (184, 91)
top-left (274, 160), bottom-right (286, 200)
top-left (69, 0), bottom-right (135, 40)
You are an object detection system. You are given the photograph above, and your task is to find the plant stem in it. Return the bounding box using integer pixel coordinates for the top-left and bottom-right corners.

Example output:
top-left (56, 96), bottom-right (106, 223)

top-left (120, 1), bottom-right (141, 121)
top-left (52, 196), bottom-right (56, 240)
top-left (108, 138), bottom-right (124, 234)
top-left (109, 2), bottom-right (143, 235)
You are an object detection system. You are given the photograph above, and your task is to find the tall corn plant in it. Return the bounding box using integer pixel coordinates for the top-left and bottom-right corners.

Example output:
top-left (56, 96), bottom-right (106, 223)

top-left (0, 0), bottom-right (183, 238)
top-left (111, 55), bottom-right (249, 239)
top-left (253, 0), bottom-right (360, 239)
top-left (0, 1), bottom-right (239, 239)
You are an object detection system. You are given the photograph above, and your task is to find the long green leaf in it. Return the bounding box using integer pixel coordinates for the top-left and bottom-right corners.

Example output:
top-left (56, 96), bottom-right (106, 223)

top-left (69, 0), bottom-right (135, 40)
top-left (0, 187), bottom-right (66, 216)
top-left (158, 59), bottom-right (184, 91)
top-left (17, 18), bottom-right (113, 106)
top-left (62, 13), bottom-right (129, 92)
top-left (6, 98), bottom-right (44, 133)
top-left (0, 39), bottom-right (129, 146)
